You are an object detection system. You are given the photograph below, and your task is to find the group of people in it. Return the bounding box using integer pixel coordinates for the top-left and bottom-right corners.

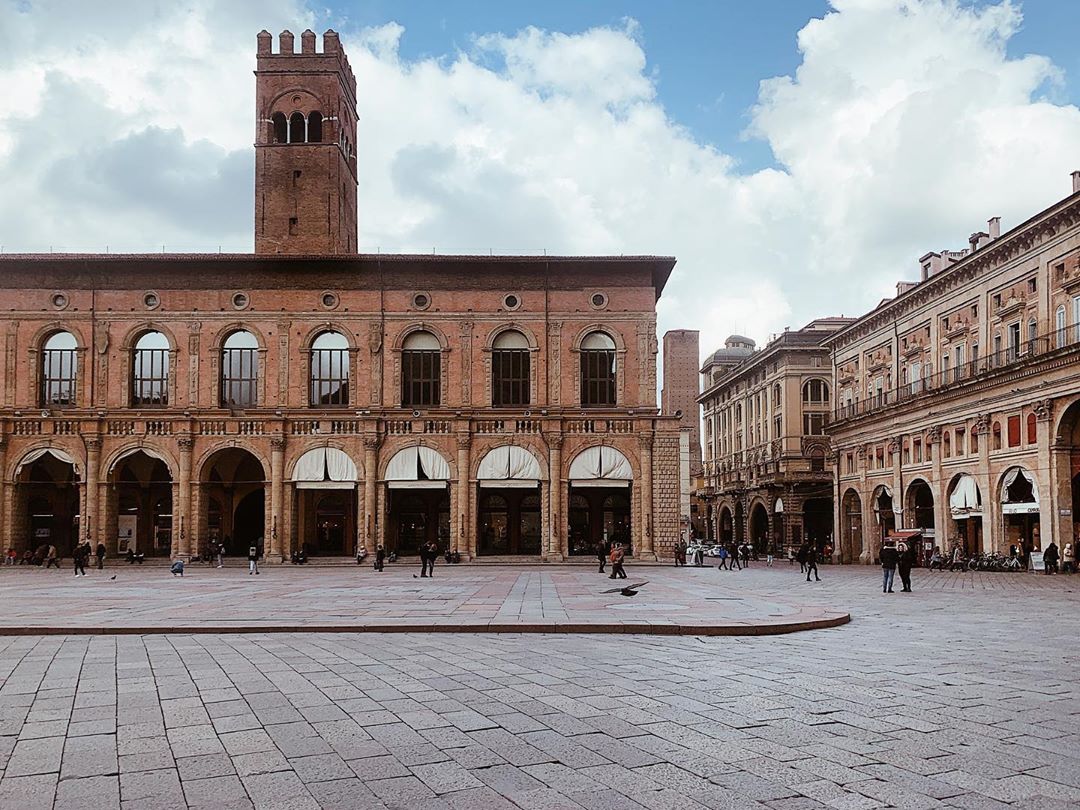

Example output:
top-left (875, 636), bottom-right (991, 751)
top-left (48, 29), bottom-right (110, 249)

top-left (70, 542), bottom-right (106, 576)
top-left (595, 541), bottom-right (628, 579)
top-left (879, 538), bottom-right (915, 592)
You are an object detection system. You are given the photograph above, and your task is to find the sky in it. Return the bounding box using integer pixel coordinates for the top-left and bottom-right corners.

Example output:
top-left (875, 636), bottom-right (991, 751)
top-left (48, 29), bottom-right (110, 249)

top-left (1, 0), bottom-right (1079, 363)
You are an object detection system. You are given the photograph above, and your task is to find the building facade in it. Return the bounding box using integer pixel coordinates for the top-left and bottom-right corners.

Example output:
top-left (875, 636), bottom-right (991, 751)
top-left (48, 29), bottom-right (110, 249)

top-left (0, 30), bottom-right (683, 563)
top-left (828, 173), bottom-right (1080, 563)
top-left (698, 320), bottom-right (852, 554)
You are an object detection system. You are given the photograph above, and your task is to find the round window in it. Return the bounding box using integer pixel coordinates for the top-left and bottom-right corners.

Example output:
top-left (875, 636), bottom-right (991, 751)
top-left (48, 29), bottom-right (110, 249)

top-left (590, 292), bottom-right (608, 310)
top-left (412, 292), bottom-right (431, 310)
top-left (503, 294), bottom-right (520, 310)
top-left (51, 293), bottom-right (68, 310)
top-left (232, 292), bottom-right (250, 310)
top-left (143, 291), bottom-right (160, 310)
top-left (321, 291), bottom-right (339, 309)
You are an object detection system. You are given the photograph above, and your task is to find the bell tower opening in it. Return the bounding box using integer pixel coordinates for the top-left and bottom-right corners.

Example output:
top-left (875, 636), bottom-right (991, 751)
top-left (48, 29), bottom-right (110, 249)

top-left (254, 28), bottom-right (358, 255)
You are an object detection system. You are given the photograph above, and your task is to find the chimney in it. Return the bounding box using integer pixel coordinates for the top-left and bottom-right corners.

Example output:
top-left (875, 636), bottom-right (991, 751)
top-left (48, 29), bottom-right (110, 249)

top-left (301, 29), bottom-right (316, 54)
top-left (969, 231), bottom-right (989, 251)
top-left (987, 217), bottom-right (1000, 240)
top-left (1073, 170), bottom-right (1080, 194)
top-left (279, 30), bottom-right (294, 54)
top-left (256, 30), bottom-right (272, 56)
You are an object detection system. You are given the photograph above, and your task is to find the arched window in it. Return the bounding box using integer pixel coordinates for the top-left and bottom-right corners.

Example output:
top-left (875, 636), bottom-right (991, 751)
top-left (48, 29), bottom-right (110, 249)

top-left (41, 331), bottom-right (77, 407)
top-left (271, 112), bottom-right (288, 144)
top-left (992, 421), bottom-right (1002, 451)
top-left (802, 379), bottom-right (829, 403)
top-left (773, 383), bottom-right (781, 408)
top-left (288, 112), bottom-right (305, 144)
top-left (221, 331), bottom-right (259, 407)
top-left (580, 331), bottom-right (616, 407)
top-left (310, 332), bottom-right (349, 406)
top-left (308, 111), bottom-right (323, 142)
top-left (492, 330), bottom-right (530, 406)
top-left (132, 331), bottom-right (170, 406)
top-left (809, 446), bottom-right (826, 472)
top-left (401, 331), bottom-right (441, 407)
top-left (1057, 305), bottom-right (1067, 348)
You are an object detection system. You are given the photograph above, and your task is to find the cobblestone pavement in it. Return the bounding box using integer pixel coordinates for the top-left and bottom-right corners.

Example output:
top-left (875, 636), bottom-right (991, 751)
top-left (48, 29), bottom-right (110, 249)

top-left (1, 565), bottom-right (1078, 809)
top-left (0, 563), bottom-right (847, 633)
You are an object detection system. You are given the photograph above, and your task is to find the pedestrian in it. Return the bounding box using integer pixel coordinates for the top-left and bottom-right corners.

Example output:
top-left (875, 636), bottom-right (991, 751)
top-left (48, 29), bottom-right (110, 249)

top-left (596, 540), bottom-right (607, 574)
top-left (1043, 540), bottom-right (1059, 575)
top-left (95, 542), bottom-right (106, 570)
top-left (803, 542), bottom-right (820, 582)
top-left (717, 544), bottom-right (729, 570)
top-left (674, 539), bottom-right (686, 567)
top-left (45, 544), bottom-right (60, 569)
top-left (796, 542), bottom-right (807, 573)
top-left (1063, 543), bottom-right (1074, 574)
top-left (950, 544), bottom-right (964, 571)
top-left (171, 559), bottom-right (185, 577)
top-left (729, 543), bottom-right (742, 570)
top-left (897, 540), bottom-right (913, 592)
top-left (740, 543), bottom-right (751, 568)
top-left (426, 541), bottom-right (438, 577)
top-left (609, 542), bottom-right (627, 579)
top-left (880, 539), bottom-right (898, 593)
top-left (248, 544), bottom-right (260, 575)
top-left (216, 541), bottom-right (224, 568)
top-left (766, 541), bottom-right (775, 567)
top-left (72, 544), bottom-right (87, 577)
top-left (375, 544), bottom-right (385, 572)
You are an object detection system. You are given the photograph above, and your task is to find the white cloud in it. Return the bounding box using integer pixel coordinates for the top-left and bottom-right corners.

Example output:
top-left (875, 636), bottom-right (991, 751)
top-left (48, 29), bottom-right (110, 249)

top-left (1, 0), bottom-right (1078, 370)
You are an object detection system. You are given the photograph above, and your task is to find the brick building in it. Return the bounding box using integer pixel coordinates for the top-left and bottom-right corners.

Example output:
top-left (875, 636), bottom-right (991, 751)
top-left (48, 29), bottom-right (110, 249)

top-left (828, 172), bottom-right (1080, 564)
top-left (0, 29), bottom-right (682, 563)
top-left (698, 320), bottom-right (852, 554)
top-left (660, 330), bottom-right (701, 475)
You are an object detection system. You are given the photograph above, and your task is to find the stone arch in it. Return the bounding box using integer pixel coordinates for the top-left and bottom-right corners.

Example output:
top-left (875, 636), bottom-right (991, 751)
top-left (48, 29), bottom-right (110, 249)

top-left (298, 321), bottom-right (359, 351)
top-left (482, 323), bottom-right (541, 351)
top-left (562, 441), bottom-right (640, 481)
top-left (208, 322), bottom-right (269, 352)
top-left (9, 444), bottom-right (83, 481)
top-left (377, 439), bottom-right (455, 481)
top-left (266, 87), bottom-right (326, 118)
top-left (840, 487), bottom-right (863, 564)
top-left (195, 442), bottom-right (271, 483)
top-left (29, 321), bottom-right (88, 351)
top-left (748, 500), bottom-right (770, 553)
top-left (104, 444), bottom-right (178, 480)
top-left (117, 322), bottom-right (179, 352)
top-left (390, 322), bottom-right (451, 352)
top-left (570, 323), bottom-right (626, 352)
top-left (285, 442), bottom-right (364, 481)
top-left (470, 440), bottom-right (548, 481)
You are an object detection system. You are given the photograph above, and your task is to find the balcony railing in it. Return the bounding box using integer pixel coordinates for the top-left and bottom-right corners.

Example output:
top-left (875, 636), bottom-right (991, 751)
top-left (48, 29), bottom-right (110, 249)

top-left (834, 325), bottom-right (1079, 422)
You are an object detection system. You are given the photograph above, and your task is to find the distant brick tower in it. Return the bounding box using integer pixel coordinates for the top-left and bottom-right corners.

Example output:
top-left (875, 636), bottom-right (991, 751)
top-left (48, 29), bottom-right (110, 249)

top-left (662, 330), bottom-right (702, 476)
top-left (254, 29), bottom-right (358, 254)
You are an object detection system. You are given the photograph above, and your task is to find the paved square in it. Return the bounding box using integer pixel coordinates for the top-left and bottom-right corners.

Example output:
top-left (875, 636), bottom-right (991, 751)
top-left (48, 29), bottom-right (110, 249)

top-left (1, 564), bottom-right (1078, 809)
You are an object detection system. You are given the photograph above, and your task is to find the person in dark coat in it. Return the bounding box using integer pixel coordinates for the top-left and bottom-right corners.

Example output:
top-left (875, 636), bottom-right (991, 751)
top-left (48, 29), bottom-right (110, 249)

top-left (72, 544), bottom-right (87, 577)
top-left (897, 541), bottom-right (914, 592)
top-left (375, 544), bottom-right (385, 572)
top-left (797, 542), bottom-right (807, 573)
top-left (1043, 541), bottom-right (1059, 575)
top-left (595, 541), bottom-right (608, 574)
top-left (804, 543), bottom-right (820, 582)
top-left (880, 539), bottom-right (898, 593)
top-left (95, 542), bottom-right (106, 570)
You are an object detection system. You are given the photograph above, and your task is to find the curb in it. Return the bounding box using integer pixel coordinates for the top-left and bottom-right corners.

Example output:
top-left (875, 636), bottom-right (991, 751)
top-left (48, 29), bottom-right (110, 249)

top-left (2, 613), bottom-right (849, 637)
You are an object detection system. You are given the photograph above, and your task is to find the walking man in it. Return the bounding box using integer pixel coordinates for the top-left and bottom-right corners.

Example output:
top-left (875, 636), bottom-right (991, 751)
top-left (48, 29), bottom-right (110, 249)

top-left (1044, 540), bottom-right (1060, 575)
top-left (95, 542), bottom-right (106, 570)
top-left (880, 539), bottom-right (898, 593)
top-left (248, 544), bottom-right (260, 575)
top-left (729, 543), bottom-right (742, 571)
top-left (609, 542), bottom-right (627, 579)
top-left (596, 540), bottom-right (607, 574)
top-left (375, 544), bottom-right (385, 572)
top-left (72, 544), bottom-right (87, 577)
top-left (804, 542), bottom-right (820, 582)
top-left (766, 541), bottom-right (775, 567)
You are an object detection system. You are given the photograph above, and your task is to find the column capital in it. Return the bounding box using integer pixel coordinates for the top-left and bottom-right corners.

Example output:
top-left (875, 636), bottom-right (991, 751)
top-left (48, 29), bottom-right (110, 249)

top-left (363, 435), bottom-right (383, 452)
top-left (637, 433), bottom-right (653, 451)
top-left (1034, 398), bottom-right (1053, 422)
top-left (456, 433), bottom-right (472, 450)
top-left (85, 436), bottom-right (102, 452)
top-left (269, 436), bottom-right (286, 452)
top-left (177, 436), bottom-right (194, 452)
top-left (544, 433), bottom-right (564, 450)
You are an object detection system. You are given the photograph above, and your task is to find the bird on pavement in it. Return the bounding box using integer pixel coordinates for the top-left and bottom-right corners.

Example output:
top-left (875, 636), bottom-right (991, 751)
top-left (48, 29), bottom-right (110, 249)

top-left (109, 575), bottom-right (116, 580)
top-left (603, 582), bottom-right (647, 597)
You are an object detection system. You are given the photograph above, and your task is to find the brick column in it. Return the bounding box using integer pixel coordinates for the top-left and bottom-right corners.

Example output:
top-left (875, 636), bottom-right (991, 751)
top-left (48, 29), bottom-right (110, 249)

top-left (975, 415), bottom-right (994, 553)
top-left (0, 434), bottom-right (7, 551)
top-left (177, 437), bottom-right (192, 557)
top-left (363, 435), bottom-right (380, 554)
top-left (545, 434), bottom-right (563, 560)
top-left (456, 434), bottom-right (472, 559)
top-left (84, 436), bottom-right (100, 547)
top-left (269, 436), bottom-right (285, 560)
top-left (1034, 399), bottom-right (1057, 548)
top-left (638, 433), bottom-right (655, 560)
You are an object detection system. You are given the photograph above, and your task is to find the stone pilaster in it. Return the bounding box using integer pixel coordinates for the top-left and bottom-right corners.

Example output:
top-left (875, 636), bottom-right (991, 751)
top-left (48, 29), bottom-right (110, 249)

top-left (84, 436), bottom-right (101, 547)
top-left (269, 436), bottom-right (285, 560)
top-left (456, 433), bottom-right (472, 558)
top-left (363, 435), bottom-right (380, 554)
top-left (545, 433), bottom-right (564, 560)
top-left (638, 432), bottom-right (655, 560)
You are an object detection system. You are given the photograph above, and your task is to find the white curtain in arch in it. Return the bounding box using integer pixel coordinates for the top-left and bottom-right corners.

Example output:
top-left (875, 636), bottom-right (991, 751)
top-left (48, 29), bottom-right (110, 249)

top-left (292, 447), bottom-right (358, 489)
top-left (1001, 467), bottom-right (1039, 514)
top-left (774, 498), bottom-right (784, 514)
top-left (949, 475), bottom-right (982, 517)
top-left (569, 446), bottom-right (632, 487)
top-left (107, 447), bottom-right (170, 475)
top-left (15, 447), bottom-right (80, 477)
top-left (386, 446), bottom-right (451, 488)
top-left (477, 446), bottom-right (542, 489)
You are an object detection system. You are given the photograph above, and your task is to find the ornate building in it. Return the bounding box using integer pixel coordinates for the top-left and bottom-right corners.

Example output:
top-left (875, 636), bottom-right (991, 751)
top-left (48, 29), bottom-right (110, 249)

top-left (828, 172), bottom-right (1080, 563)
top-left (0, 29), bottom-right (682, 562)
top-left (698, 320), bottom-right (852, 554)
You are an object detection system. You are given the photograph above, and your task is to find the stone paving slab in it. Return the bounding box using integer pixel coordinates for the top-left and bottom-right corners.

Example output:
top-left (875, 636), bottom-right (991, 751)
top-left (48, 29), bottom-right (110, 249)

top-left (0, 564), bottom-right (850, 636)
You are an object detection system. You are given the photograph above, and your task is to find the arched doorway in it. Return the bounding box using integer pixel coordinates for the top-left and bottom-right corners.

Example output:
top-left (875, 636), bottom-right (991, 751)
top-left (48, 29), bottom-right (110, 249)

top-left (749, 502), bottom-right (769, 553)
top-left (200, 448), bottom-right (266, 556)
top-left (873, 486), bottom-right (895, 557)
top-left (476, 445), bottom-right (543, 556)
top-left (804, 498), bottom-right (833, 553)
top-left (385, 446), bottom-right (451, 556)
top-left (734, 501), bottom-right (744, 544)
top-left (947, 474), bottom-right (982, 556)
top-left (111, 450), bottom-right (174, 557)
top-left (14, 449), bottom-right (80, 557)
top-left (841, 489), bottom-right (862, 564)
top-left (291, 447), bottom-right (359, 556)
top-left (717, 506), bottom-right (733, 545)
top-left (1001, 467), bottom-right (1039, 554)
top-left (567, 446), bottom-right (633, 556)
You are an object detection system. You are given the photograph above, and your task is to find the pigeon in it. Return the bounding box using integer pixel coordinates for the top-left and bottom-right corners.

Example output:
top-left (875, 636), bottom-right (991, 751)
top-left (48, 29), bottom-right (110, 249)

top-left (603, 582), bottom-right (647, 597)
top-left (109, 575), bottom-right (116, 580)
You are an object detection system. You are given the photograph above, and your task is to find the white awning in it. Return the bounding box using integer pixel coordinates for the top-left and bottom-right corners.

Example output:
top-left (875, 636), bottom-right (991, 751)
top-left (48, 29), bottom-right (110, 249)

top-left (569, 446), bottom-right (632, 483)
top-left (107, 446), bottom-right (169, 475)
top-left (1001, 467), bottom-right (1039, 514)
top-left (949, 474), bottom-right (982, 518)
top-left (477, 446), bottom-right (542, 482)
top-left (292, 447), bottom-right (359, 488)
top-left (385, 446), bottom-right (450, 482)
top-left (16, 447), bottom-right (80, 477)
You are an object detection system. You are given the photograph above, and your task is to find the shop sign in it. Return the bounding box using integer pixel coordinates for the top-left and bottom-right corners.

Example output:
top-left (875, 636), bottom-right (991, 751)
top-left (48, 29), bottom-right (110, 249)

top-left (1029, 551), bottom-right (1045, 572)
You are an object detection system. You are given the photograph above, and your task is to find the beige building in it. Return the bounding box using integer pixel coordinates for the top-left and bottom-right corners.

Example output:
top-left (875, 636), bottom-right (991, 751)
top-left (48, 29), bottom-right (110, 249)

top-left (698, 320), bottom-right (852, 554)
top-left (828, 172), bottom-right (1080, 564)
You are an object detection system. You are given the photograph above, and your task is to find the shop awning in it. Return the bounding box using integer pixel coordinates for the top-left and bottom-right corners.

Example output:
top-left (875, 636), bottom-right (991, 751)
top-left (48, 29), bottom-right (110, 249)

top-left (386, 445), bottom-right (450, 489)
top-left (477, 446), bottom-right (542, 488)
top-left (569, 445), bottom-right (632, 487)
top-left (949, 474), bottom-right (982, 518)
top-left (107, 446), bottom-right (170, 475)
top-left (16, 447), bottom-right (80, 477)
top-left (1001, 467), bottom-right (1039, 514)
top-left (292, 447), bottom-right (359, 489)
